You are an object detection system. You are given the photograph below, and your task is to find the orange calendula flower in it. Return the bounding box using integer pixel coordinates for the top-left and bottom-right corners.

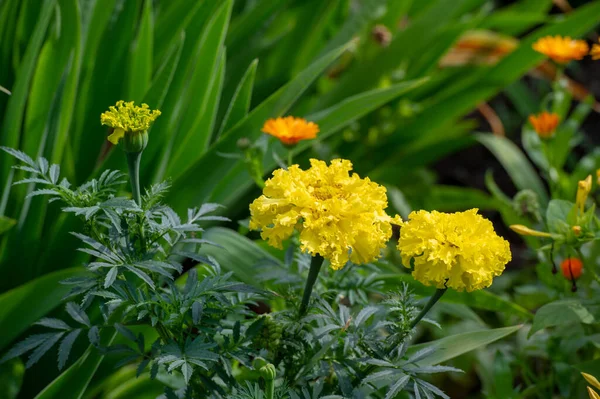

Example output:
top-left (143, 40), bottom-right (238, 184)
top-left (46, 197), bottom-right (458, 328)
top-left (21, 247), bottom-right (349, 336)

top-left (528, 111), bottom-right (559, 138)
top-left (532, 36), bottom-right (588, 63)
top-left (591, 43), bottom-right (600, 60)
top-left (262, 116), bottom-right (319, 145)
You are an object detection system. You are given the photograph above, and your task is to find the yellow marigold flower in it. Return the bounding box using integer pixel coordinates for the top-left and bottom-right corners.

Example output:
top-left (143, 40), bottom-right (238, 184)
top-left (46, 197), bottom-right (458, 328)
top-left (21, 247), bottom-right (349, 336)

top-left (101, 100), bottom-right (161, 145)
top-left (262, 116), bottom-right (319, 146)
top-left (528, 111), bottom-right (559, 139)
top-left (576, 175), bottom-right (592, 213)
top-left (591, 43), bottom-right (600, 60)
top-left (532, 35), bottom-right (589, 63)
top-left (509, 224), bottom-right (552, 238)
top-left (249, 159), bottom-right (401, 270)
top-left (397, 209), bottom-right (511, 292)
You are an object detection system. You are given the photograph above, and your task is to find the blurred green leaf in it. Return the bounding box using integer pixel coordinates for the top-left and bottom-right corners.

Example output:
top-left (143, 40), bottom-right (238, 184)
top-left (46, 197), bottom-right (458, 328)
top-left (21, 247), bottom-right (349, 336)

top-left (477, 134), bottom-right (548, 204)
top-left (216, 59), bottom-right (258, 138)
top-left (165, 0), bottom-right (233, 179)
top-left (0, 215), bottom-right (16, 235)
top-left (529, 300), bottom-right (595, 338)
top-left (126, 0), bottom-right (154, 102)
top-left (0, 0), bottom-right (56, 212)
top-left (200, 227), bottom-right (281, 285)
top-left (0, 267), bottom-right (89, 351)
top-left (407, 325), bottom-right (522, 366)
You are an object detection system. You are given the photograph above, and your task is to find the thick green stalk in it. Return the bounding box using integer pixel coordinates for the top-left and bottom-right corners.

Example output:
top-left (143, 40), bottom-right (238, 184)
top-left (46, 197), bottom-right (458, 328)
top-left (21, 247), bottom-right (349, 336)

top-left (299, 255), bottom-right (324, 316)
top-left (410, 288), bottom-right (446, 329)
top-left (126, 151), bottom-right (142, 206)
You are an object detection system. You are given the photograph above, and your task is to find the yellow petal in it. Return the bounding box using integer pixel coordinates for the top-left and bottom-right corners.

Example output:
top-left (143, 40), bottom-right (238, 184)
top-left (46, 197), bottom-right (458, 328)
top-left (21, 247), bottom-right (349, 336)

top-left (583, 373), bottom-right (600, 391)
top-left (588, 386), bottom-right (600, 399)
top-left (509, 224), bottom-right (552, 238)
top-left (107, 128), bottom-right (125, 145)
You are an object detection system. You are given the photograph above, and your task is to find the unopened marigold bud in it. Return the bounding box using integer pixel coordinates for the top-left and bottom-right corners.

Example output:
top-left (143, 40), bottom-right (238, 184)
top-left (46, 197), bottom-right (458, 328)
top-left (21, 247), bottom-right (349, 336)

top-left (560, 258), bottom-right (583, 281)
top-left (576, 175), bottom-right (592, 213)
top-left (583, 372), bottom-right (600, 391)
top-left (372, 24), bottom-right (392, 47)
top-left (509, 224), bottom-right (552, 238)
top-left (237, 137), bottom-right (251, 151)
top-left (259, 363), bottom-right (276, 381)
top-left (572, 225), bottom-right (582, 236)
top-left (513, 189), bottom-right (541, 222)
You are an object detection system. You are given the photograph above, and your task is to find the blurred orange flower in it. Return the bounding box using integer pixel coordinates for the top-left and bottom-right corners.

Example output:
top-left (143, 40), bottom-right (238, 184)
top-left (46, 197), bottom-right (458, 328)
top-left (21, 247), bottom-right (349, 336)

top-left (528, 111), bottom-right (559, 138)
top-left (262, 116), bottom-right (319, 145)
top-left (532, 36), bottom-right (588, 63)
top-left (591, 43), bottom-right (600, 60)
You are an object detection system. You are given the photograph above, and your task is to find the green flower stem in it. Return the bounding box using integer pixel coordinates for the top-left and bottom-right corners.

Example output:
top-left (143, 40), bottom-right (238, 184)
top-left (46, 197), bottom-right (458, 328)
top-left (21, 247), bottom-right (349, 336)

top-left (409, 288), bottom-right (447, 329)
top-left (126, 151), bottom-right (143, 206)
top-left (299, 255), bottom-right (324, 316)
top-left (288, 149), bottom-right (293, 167)
top-left (126, 151), bottom-right (147, 253)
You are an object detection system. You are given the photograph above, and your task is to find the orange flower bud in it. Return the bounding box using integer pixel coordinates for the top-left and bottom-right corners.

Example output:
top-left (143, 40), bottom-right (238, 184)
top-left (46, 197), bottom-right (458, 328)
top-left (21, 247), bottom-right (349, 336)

top-left (560, 258), bottom-right (583, 281)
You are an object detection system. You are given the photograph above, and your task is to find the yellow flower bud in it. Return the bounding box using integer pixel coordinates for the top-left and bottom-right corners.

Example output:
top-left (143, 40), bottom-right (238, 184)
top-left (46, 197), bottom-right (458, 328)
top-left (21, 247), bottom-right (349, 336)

top-left (588, 386), bottom-right (600, 399)
top-left (572, 225), bottom-right (582, 236)
top-left (576, 175), bottom-right (592, 213)
top-left (509, 224), bottom-right (552, 238)
top-left (583, 373), bottom-right (600, 391)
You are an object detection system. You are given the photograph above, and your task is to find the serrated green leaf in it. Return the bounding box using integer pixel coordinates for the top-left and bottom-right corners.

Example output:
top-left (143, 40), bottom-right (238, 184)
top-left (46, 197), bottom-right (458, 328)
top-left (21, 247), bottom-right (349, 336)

top-left (57, 329), bottom-right (81, 370)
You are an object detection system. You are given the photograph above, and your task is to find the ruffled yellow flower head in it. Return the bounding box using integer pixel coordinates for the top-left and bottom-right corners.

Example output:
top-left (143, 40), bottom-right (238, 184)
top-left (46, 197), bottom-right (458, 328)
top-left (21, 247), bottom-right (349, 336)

top-left (262, 116), bottom-right (319, 146)
top-left (249, 159), bottom-right (402, 270)
top-left (528, 111), bottom-right (559, 139)
top-left (397, 209), bottom-right (511, 292)
top-left (101, 100), bottom-right (161, 145)
top-left (532, 36), bottom-right (589, 63)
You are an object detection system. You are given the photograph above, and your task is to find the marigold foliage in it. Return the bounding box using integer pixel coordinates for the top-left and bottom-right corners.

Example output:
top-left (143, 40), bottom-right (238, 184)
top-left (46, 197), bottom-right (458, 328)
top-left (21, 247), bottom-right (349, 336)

top-left (397, 209), bottom-right (511, 292)
top-left (101, 100), bottom-right (161, 144)
top-left (528, 111), bottom-right (559, 138)
top-left (261, 116), bottom-right (319, 145)
top-left (249, 159), bottom-right (401, 270)
top-left (532, 35), bottom-right (589, 63)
